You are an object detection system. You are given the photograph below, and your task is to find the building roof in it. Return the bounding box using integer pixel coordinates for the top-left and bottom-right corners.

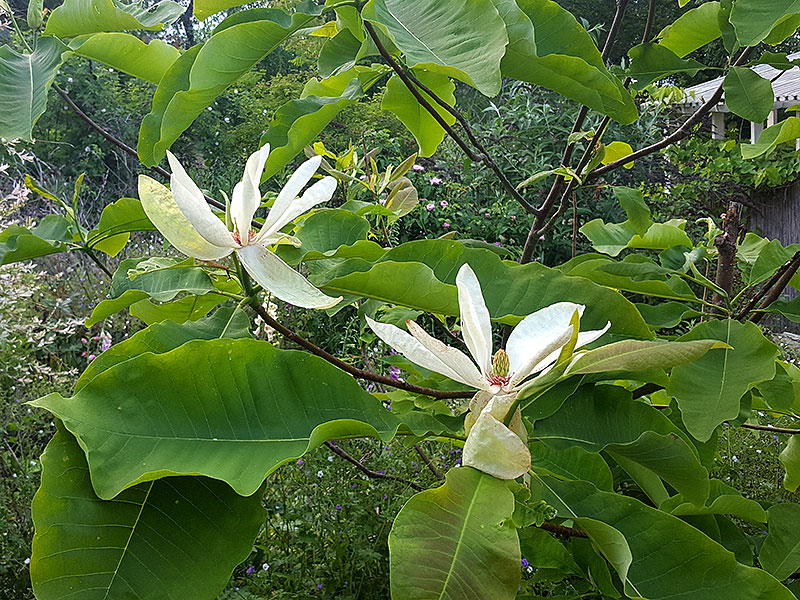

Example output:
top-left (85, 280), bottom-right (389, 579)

top-left (673, 52), bottom-right (800, 114)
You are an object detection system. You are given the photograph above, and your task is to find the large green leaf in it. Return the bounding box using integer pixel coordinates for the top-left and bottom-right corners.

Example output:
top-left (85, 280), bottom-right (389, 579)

top-left (318, 28), bottom-right (362, 78)
top-left (667, 319), bottom-right (777, 442)
top-left (31, 338), bottom-right (443, 499)
top-left (730, 0), bottom-right (800, 46)
top-left (741, 117), bottom-right (800, 159)
top-left (363, 0), bottom-right (507, 96)
top-left (496, 0), bottom-right (637, 124)
top-left (0, 37), bottom-right (67, 141)
top-left (0, 215), bottom-right (73, 265)
top-left (538, 477), bottom-right (795, 600)
top-left (723, 67), bottom-right (774, 123)
top-left (85, 197), bottom-right (155, 257)
top-left (388, 467), bottom-right (520, 600)
top-left (138, 7), bottom-right (319, 167)
top-left (761, 503), bottom-right (800, 580)
top-left (193, 0), bottom-right (250, 20)
top-left (70, 33), bottom-right (181, 84)
top-left (657, 2), bottom-right (721, 58)
top-left (128, 293), bottom-right (228, 325)
top-left (529, 441), bottom-right (613, 491)
top-left (580, 218), bottom-right (693, 257)
top-left (569, 339), bottom-right (727, 375)
top-left (532, 386), bottom-right (710, 505)
top-left (311, 239), bottom-right (652, 338)
top-left (260, 67), bottom-right (386, 180)
top-left (44, 0), bottom-right (183, 37)
top-left (381, 69), bottom-right (456, 157)
top-left (518, 527), bottom-right (582, 577)
top-left (31, 426), bottom-right (263, 600)
top-left (626, 43), bottom-right (707, 90)
top-left (276, 208), bottom-right (371, 266)
top-left (660, 479), bottom-right (768, 523)
top-left (77, 307), bottom-right (252, 392)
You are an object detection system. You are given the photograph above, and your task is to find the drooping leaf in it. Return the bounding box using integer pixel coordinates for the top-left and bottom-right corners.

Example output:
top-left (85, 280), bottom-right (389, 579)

top-left (44, 0), bottom-right (183, 37)
top-left (660, 479), bottom-right (768, 523)
top-left (657, 2), bottom-right (722, 58)
top-left (529, 441), bottom-right (613, 491)
top-left (30, 338), bottom-right (443, 499)
top-left (128, 293), bottom-right (228, 325)
top-left (730, 0), bottom-right (800, 46)
top-left (532, 386), bottom-right (710, 505)
top-left (0, 216), bottom-right (72, 265)
top-left (85, 197), bottom-right (155, 257)
top-left (573, 517), bottom-right (633, 588)
top-left (388, 467), bottom-right (520, 600)
top-left (0, 37), bottom-right (67, 141)
top-left (538, 476), bottom-right (795, 600)
top-left (138, 7), bottom-right (320, 166)
top-left (764, 13), bottom-right (800, 45)
top-left (626, 43), bottom-right (707, 90)
top-left (381, 69), bottom-right (456, 157)
top-left (580, 218), bottom-right (693, 257)
top-left (761, 503), bottom-right (800, 580)
top-left (363, 0), bottom-right (508, 96)
top-left (723, 67), bottom-right (774, 123)
top-left (569, 339), bottom-right (727, 375)
top-left (635, 301), bottom-right (701, 329)
top-left (70, 33), bottom-right (181, 84)
top-left (318, 28), bottom-right (362, 77)
top-left (741, 117), bottom-right (800, 159)
top-left (260, 67), bottom-right (386, 180)
top-left (310, 239), bottom-right (652, 338)
top-left (496, 0), bottom-right (638, 124)
top-left (518, 527), bottom-right (582, 577)
top-left (30, 426), bottom-right (264, 600)
top-left (667, 319), bottom-right (777, 442)
top-left (780, 436), bottom-right (800, 492)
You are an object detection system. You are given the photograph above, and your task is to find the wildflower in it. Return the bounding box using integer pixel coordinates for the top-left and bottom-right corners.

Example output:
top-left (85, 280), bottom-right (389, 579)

top-left (367, 264), bottom-right (609, 480)
top-left (430, 176), bottom-right (442, 185)
top-left (139, 144), bottom-right (341, 309)
top-left (100, 333), bottom-right (112, 352)
top-left (245, 565), bottom-right (256, 575)
top-left (262, 563), bottom-right (269, 571)
top-left (317, 584), bottom-right (323, 589)
top-left (88, 354), bottom-right (96, 361)
top-left (521, 558), bottom-right (529, 568)
top-left (485, 212), bottom-right (491, 218)
top-left (317, 470), bottom-right (324, 478)
top-left (426, 202), bottom-right (435, 211)
top-left (412, 164), bottom-right (425, 172)
top-left (297, 458), bottom-right (304, 466)
top-left (335, 504), bottom-right (342, 510)
top-left (539, 235), bottom-right (545, 241)
top-left (440, 200), bottom-right (448, 207)
top-left (442, 222), bottom-right (450, 229)
top-left (511, 215), bottom-right (516, 220)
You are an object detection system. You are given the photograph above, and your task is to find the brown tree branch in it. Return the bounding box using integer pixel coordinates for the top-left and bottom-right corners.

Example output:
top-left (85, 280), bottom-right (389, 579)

top-left (713, 201), bottom-right (740, 309)
top-left (325, 441), bottom-right (424, 491)
top-left (249, 302), bottom-right (472, 399)
top-left (413, 443), bottom-right (443, 480)
top-left (747, 251), bottom-right (800, 324)
top-left (538, 521), bottom-right (589, 538)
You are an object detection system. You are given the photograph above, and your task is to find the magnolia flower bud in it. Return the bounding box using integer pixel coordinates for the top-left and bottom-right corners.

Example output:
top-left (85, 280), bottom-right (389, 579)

top-left (492, 349), bottom-right (510, 377)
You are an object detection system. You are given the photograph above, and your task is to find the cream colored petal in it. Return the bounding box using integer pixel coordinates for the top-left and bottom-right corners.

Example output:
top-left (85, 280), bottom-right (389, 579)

top-left (367, 317), bottom-right (485, 389)
top-left (259, 155), bottom-right (322, 236)
top-left (255, 176), bottom-right (336, 244)
top-left (507, 302), bottom-right (584, 387)
top-left (464, 390), bottom-right (493, 436)
top-left (455, 263), bottom-right (493, 376)
top-left (528, 322), bottom-right (612, 377)
top-left (463, 409), bottom-right (530, 480)
top-left (237, 244), bottom-right (341, 309)
top-left (232, 144), bottom-right (270, 239)
top-left (166, 151), bottom-right (233, 248)
top-left (138, 175), bottom-right (233, 261)
top-left (406, 320), bottom-right (487, 389)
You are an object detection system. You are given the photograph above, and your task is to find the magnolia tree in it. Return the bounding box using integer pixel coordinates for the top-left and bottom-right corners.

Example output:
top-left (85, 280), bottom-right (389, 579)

top-left (4, 0), bottom-right (800, 598)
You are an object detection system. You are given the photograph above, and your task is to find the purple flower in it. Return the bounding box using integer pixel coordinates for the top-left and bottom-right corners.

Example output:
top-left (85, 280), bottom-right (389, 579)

top-left (297, 458), bottom-right (304, 465)
top-left (100, 334), bottom-right (112, 352)
top-left (80, 337), bottom-right (87, 343)
top-left (412, 164), bottom-right (425, 172)
top-left (442, 222), bottom-right (450, 229)
top-left (494, 241), bottom-right (501, 247)
top-left (245, 565), bottom-right (256, 575)
top-left (336, 504), bottom-right (342, 510)
top-left (439, 200), bottom-right (448, 207)
top-left (317, 584), bottom-right (323, 589)
top-left (773, 435), bottom-right (780, 442)
top-left (521, 558), bottom-right (529, 568)
top-left (484, 212), bottom-right (491, 218)
top-left (538, 235), bottom-right (545, 241)
top-left (88, 354), bottom-right (96, 361)
top-left (389, 365), bottom-right (402, 381)
top-left (426, 202), bottom-right (435, 211)
top-left (430, 177), bottom-right (442, 185)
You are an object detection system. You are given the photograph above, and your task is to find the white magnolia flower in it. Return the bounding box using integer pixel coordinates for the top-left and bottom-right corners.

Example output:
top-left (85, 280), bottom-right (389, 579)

top-left (138, 144), bottom-right (341, 309)
top-left (367, 263), bottom-right (610, 480)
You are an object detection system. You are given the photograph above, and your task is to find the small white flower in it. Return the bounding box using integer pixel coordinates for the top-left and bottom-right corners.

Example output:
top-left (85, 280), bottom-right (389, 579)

top-left (139, 144), bottom-right (341, 309)
top-left (317, 470), bottom-right (324, 478)
top-left (367, 264), bottom-right (609, 480)
top-left (262, 563), bottom-right (269, 571)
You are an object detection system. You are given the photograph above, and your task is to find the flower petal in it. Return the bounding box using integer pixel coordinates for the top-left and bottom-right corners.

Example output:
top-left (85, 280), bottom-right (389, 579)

top-left (232, 144), bottom-right (270, 239)
top-left (255, 176), bottom-right (336, 245)
top-left (166, 151), bottom-right (234, 248)
top-left (406, 320), bottom-right (487, 389)
top-left (138, 175), bottom-right (233, 261)
top-left (258, 155), bottom-right (322, 238)
top-left (455, 264), bottom-right (493, 376)
top-left (366, 317), bottom-right (485, 389)
top-left (463, 398), bottom-right (530, 480)
top-left (237, 244), bottom-right (341, 309)
top-left (507, 302), bottom-right (584, 386)
top-left (529, 322), bottom-right (612, 376)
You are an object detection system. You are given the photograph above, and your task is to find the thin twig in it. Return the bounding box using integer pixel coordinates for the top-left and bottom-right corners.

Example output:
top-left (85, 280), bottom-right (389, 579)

top-left (325, 441), bottom-right (424, 491)
top-left (413, 443), bottom-right (443, 480)
top-left (748, 251), bottom-right (800, 324)
top-left (249, 302), bottom-right (472, 399)
top-left (538, 521), bottom-right (589, 538)
top-left (645, 401), bottom-right (800, 435)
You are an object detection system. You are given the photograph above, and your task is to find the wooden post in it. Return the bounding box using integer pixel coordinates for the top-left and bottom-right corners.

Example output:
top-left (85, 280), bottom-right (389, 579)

top-left (767, 109), bottom-right (779, 127)
top-left (711, 112), bottom-right (725, 139)
top-left (751, 121), bottom-right (764, 144)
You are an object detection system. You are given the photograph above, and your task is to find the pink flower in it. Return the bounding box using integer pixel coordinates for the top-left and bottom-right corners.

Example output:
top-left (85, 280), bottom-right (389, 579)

top-left (426, 203), bottom-right (435, 211)
top-left (440, 200), bottom-right (448, 207)
top-left (430, 177), bottom-right (442, 185)
top-left (80, 337), bottom-right (87, 343)
top-left (511, 215), bottom-right (516, 220)
top-left (88, 354), bottom-right (96, 361)
top-left (412, 164), bottom-right (425, 172)
top-left (484, 212), bottom-right (491, 218)
top-left (539, 235), bottom-right (545, 241)
top-left (443, 222), bottom-right (450, 229)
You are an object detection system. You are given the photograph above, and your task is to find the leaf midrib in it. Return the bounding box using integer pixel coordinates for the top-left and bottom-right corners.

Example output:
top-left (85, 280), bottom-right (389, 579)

top-left (437, 476), bottom-right (483, 599)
